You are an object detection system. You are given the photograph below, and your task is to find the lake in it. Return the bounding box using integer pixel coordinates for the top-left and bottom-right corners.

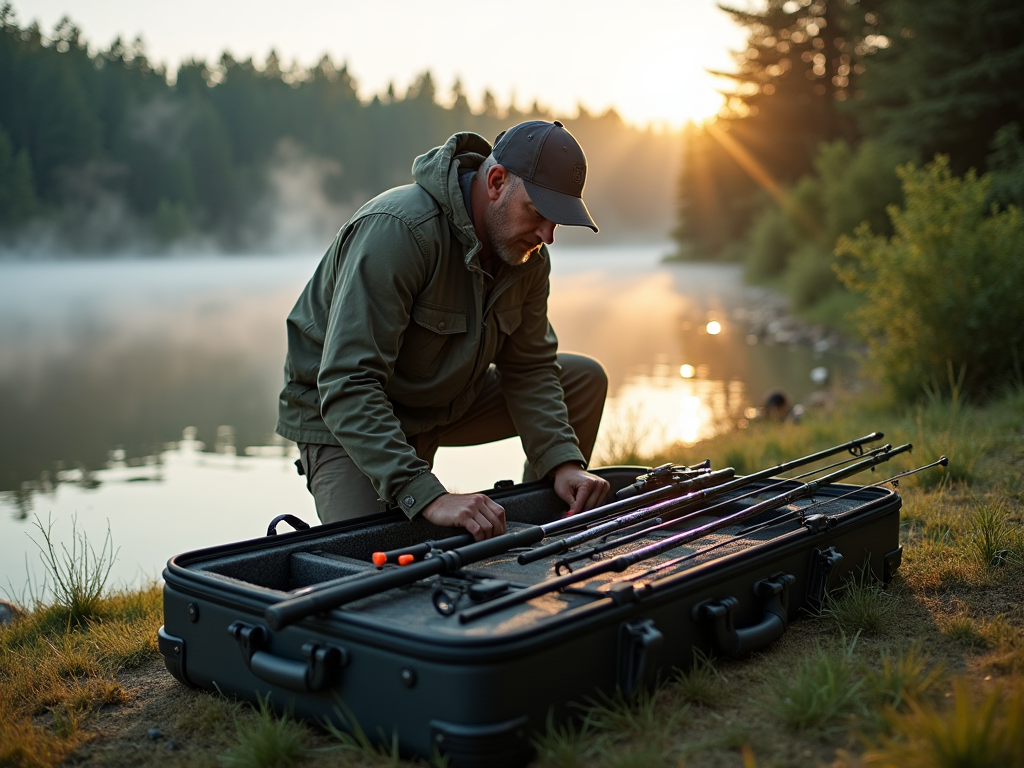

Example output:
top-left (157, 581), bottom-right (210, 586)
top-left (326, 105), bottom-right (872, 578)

top-left (0, 244), bottom-right (854, 597)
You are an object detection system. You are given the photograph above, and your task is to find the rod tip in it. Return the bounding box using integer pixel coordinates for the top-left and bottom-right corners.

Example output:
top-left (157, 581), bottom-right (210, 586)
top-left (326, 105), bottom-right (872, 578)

top-left (939, 456), bottom-right (949, 467)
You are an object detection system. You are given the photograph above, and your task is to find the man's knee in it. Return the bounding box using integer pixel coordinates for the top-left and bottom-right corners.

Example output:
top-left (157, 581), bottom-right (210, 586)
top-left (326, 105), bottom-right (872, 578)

top-left (299, 443), bottom-right (385, 524)
top-left (558, 352), bottom-right (608, 400)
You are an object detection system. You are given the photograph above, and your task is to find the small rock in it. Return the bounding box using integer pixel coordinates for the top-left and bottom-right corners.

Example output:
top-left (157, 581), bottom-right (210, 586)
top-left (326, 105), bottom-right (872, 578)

top-left (147, 728), bottom-right (163, 741)
top-left (0, 600), bottom-right (23, 627)
top-left (165, 740), bottom-right (178, 751)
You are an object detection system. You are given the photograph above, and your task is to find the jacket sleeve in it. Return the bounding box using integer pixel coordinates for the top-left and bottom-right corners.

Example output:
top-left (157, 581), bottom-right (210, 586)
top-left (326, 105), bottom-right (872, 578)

top-left (493, 256), bottom-right (586, 478)
top-left (316, 214), bottom-right (448, 519)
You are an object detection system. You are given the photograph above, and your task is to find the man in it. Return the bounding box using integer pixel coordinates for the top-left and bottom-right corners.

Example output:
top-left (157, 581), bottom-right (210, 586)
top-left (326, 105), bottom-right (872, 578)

top-left (276, 120), bottom-right (610, 540)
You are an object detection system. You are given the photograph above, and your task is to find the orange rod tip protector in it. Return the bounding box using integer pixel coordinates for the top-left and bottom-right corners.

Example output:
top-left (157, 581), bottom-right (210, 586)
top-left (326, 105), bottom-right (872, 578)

top-left (398, 554), bottom-right (415, 566)
top-left (372, 552), bottom-right (387, 566)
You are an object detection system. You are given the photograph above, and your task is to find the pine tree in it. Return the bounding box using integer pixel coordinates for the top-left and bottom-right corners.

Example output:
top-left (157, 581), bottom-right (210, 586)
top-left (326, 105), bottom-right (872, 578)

top-left (853, 0), bottom-right (1024, 173)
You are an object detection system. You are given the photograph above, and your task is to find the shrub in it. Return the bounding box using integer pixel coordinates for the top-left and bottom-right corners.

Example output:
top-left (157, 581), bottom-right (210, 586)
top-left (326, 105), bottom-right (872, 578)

top-left (785, 242), bottom-right (841, 310)
top-left (742, 140), bottom-right (907, 317)
top-left (836, 156), bottom-right (1024, 402)
top-left (814, 140), bottom-right (908, 240)
top-left (744, 202), bottom-right (799, 281)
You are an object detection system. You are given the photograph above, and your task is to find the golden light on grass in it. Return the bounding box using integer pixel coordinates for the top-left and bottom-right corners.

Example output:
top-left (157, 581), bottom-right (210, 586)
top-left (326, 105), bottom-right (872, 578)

top-left (706, 320), bottom-right (722, 335)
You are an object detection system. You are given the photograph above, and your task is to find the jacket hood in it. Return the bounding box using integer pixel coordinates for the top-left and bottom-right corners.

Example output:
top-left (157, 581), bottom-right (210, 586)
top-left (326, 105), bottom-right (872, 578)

top-left (412, 132), bottom-right (491, 246)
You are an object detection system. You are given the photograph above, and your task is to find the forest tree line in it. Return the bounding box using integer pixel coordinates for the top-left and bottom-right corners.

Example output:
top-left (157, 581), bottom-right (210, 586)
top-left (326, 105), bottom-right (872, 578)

top-left (0, 2), bottom-right (679, 254)
top-left (678, 0), bottom-right (1024, 401)
top-left (674, 0), bottom-right (1024, 317)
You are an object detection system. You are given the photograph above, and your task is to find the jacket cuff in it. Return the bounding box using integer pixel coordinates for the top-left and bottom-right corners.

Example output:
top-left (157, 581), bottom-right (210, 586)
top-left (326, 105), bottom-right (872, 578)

top-left (394, 471), bottom-right (448, 521)
top-left (533, 443), bottom-right (587, 481)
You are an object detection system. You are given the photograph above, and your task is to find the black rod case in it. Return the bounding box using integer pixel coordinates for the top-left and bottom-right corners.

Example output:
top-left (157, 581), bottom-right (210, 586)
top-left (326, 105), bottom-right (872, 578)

top-left (159, 465), bottom-right (902, 767)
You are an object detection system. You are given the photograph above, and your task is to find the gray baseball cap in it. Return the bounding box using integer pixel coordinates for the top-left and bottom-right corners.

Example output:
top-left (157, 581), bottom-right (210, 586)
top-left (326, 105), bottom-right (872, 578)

top-left (492, 120), bottom-right (598, 233)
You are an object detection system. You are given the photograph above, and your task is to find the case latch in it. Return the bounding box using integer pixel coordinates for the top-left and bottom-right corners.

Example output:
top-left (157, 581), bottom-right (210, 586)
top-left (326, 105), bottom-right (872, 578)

top-left (617, 618), bottom-right (663, 696)
top-left (808, 546), bottom-right (844, 612)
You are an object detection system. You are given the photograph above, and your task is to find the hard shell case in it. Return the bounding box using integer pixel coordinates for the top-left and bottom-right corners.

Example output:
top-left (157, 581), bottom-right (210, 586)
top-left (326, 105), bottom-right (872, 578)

top-left (159, 466), bottom-right (903, 767)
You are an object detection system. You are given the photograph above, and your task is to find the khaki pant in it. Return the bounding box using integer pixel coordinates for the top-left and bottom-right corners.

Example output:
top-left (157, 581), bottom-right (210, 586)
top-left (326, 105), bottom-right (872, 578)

top-left (298, 352), bottom-right (607, 524)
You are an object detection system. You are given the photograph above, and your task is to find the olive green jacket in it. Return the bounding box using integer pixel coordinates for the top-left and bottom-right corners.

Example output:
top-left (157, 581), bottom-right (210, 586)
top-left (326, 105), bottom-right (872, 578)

top-left (275, 131), bottom-right (585, 519)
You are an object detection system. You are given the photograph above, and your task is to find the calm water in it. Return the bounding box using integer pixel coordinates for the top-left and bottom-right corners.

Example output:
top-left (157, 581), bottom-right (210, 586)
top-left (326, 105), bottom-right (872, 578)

top-left (0, 244), bottom-right (854, 596)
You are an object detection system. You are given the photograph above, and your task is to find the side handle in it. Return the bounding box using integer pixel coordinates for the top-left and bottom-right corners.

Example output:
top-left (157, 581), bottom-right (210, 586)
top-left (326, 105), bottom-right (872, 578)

top-left (692, 573), bottom-right (796, 659)
top-left (228, 621), bottom-right (347, 692)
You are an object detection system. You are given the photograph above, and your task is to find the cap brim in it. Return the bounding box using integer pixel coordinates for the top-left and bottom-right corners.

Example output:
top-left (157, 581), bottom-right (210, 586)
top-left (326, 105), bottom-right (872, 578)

top-left (523, 180), bottom-right (599, 233)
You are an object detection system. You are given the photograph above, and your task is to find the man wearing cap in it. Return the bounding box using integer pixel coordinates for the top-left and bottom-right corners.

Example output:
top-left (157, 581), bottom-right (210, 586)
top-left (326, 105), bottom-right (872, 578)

top-left (276, 121), bottom-right (610, 540)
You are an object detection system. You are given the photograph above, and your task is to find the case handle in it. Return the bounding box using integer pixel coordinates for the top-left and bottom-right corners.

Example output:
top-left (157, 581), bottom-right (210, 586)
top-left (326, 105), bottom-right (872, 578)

top-left (692, 573), bottom-right (796, 659)
top-left (228, 621), bottom-right (346, 692)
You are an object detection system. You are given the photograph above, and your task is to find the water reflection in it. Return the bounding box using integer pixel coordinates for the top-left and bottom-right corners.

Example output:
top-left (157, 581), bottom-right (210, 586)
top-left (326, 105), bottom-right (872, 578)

top-left (0, 246), bottom-right (854, 592)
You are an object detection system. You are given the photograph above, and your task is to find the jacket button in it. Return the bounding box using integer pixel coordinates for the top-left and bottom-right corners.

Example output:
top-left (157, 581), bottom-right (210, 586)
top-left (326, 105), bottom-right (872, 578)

top-left (403, 495), bottom-right (415, 507)
top-left (437, 321), bottom-right (446, 331)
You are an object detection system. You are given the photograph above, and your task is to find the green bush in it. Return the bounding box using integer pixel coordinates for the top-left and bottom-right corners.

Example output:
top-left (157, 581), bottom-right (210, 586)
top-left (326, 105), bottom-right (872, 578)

top-left (742, 140), bottom-right (907, 318)
top-left (836, 156), bottom-right (1024, 402)
top-left (785, 243), bottom-right (840, 310)
top-left (815, 140), bottom-right (908, 240)
top-left (743, 202), bottom-right (798, 281)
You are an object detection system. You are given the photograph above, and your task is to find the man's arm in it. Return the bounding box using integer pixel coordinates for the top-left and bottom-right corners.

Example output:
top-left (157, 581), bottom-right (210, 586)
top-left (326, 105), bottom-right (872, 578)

top-left (313, 216), bottom-right (506, 540)
top-left (493, 257), bottom-right (609, 512)
top-left (316, 215), bottom-right (450, 519)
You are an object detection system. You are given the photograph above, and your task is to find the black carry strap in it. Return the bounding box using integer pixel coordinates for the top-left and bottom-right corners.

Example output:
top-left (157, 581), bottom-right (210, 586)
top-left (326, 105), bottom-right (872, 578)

top-left (266, 514), bottom-right (312, 536)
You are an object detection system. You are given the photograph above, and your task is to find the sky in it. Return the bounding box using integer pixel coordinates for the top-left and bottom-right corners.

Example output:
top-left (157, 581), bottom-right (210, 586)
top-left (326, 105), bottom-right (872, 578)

top-left (11, 0), bottom-right (751, 128)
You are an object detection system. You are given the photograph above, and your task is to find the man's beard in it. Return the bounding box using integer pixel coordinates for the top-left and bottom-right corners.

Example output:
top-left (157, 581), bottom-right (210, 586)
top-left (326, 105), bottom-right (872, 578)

top-left (484, 191), bottom-right (541, 267)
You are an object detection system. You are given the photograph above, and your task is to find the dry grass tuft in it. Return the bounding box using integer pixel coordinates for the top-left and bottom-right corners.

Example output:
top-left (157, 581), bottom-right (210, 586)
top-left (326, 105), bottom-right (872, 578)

top-left (860, 677), bottom-right (1024, 767)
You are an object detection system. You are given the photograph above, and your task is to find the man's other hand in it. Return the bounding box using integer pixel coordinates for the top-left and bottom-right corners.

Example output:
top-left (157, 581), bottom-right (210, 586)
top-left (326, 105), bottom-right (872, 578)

top-left (552, 463), bottom-right (610, 516)
top-left (421, 493), bottom-right (507, 541)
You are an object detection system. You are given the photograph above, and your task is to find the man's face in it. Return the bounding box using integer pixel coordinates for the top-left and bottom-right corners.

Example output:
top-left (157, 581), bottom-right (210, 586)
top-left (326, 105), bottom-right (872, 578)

top-left (484, 175), bottom-right (556, 267)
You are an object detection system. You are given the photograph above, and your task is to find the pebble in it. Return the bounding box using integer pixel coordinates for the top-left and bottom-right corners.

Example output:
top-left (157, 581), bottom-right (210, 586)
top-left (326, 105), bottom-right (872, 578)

top-left (0, 600), bottom-right (22, 626)
top-left (165, 740), bottom-right (178, 751)
top-left (147, 728), bottom-right (163, 741)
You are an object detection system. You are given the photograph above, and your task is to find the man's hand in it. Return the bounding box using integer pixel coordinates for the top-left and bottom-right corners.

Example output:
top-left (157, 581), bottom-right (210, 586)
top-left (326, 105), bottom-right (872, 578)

top-left (552, 462), bottom-right (610, 516)
top-left (421, 493), bottom-right (507, 541)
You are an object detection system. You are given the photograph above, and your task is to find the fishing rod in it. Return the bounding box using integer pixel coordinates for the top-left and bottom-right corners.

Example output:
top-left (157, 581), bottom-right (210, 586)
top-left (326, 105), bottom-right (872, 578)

top-left (613, 455), bottom-right (949, 587)
top-left (456, 442), bottom-right (912, 625)
top-left (263, 466), bottom-right (735, 630)
top-left (551, 442), bottom-right (894, 573)
top-left (369, 461), bottom-right (715, 567)
top-left (516, 432), bottom-right (887, 567)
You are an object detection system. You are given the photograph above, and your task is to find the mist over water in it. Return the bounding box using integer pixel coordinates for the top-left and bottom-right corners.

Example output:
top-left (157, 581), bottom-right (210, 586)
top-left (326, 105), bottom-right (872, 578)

top-left (0, 244), bottom-right (854, 595)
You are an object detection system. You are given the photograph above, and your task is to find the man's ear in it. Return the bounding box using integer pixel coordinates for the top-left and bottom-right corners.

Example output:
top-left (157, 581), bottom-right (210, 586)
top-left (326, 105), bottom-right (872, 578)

top-left (485, 164), bottom-right (508, 202)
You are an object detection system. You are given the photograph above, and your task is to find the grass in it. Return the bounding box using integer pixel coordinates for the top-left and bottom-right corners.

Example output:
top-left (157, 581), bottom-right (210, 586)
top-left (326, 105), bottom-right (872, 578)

top-left (820, 573), bottom-right (901, 636)
top-left (859, 677), bottom-right (1024, 767)
top-left (672, 650), bottom-right (727, 708)
top-left (0, 514), bottom-right (161, 767)
top-left (864, 642), bottom-right (943, 712)
top-left (2, 384), bottom-right (1024, 767)
top-left (768, 634), bottom-right (865, 733)
top-left (26, 514), bottom-right (119, 625)
top-left (220, 694), bottom-right (310, 768)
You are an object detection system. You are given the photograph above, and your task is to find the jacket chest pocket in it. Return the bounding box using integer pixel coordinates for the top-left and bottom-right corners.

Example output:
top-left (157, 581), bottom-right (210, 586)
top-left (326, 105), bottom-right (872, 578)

top-left (396, 304), bottom-right (468, 379)
top-left (494, 307), bottom-right (522, 335)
